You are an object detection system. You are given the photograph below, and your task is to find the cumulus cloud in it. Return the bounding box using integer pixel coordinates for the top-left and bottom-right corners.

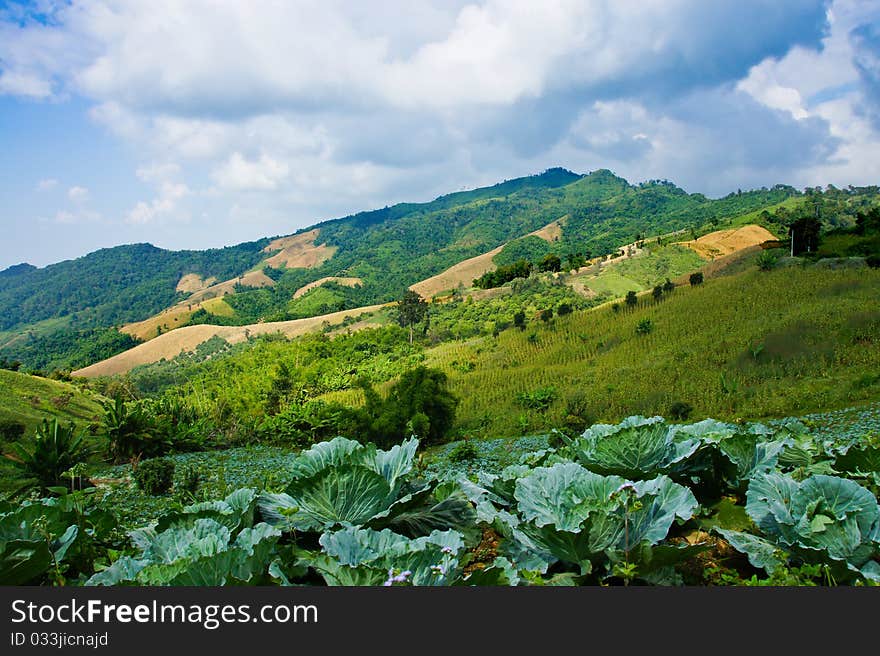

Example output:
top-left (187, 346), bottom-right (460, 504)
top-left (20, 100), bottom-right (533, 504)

top-left (1, 0), bottom-right (877, 261)
top-left (67, 185), bottom-right (89, 202)
top-left (127, 181), bottom-right (189, 224)
top-left (213, 152), bottom-right (290, 191)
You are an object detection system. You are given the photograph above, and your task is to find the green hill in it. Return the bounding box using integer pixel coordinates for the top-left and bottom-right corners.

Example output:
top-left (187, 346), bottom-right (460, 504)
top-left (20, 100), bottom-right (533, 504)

top-left (3, 169), bottom-right (878, 373)
top-left (0, 369), bottom-right (104, 432)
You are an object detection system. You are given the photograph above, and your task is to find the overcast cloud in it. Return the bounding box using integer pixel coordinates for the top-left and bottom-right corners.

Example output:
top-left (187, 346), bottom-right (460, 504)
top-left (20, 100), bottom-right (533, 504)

top-left (0, 0), bottom-right (878, 269)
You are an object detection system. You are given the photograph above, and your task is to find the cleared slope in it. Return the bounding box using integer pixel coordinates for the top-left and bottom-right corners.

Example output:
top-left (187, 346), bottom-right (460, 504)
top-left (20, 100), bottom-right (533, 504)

top-left (74, 304), bottom-right (387, 377)
top-left (409, 219), bottom-right (564, 299)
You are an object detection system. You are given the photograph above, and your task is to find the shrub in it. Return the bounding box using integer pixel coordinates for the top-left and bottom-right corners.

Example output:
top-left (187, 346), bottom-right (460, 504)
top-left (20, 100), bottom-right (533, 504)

top-left (4, 419), bottom-right (88, 491)
top-left (539, 308), bottom-right (554, 322)
top-left (517, 387), bottom-right (557, 412)
top-left (557, 302), bottom-right (573, 316)
top-left (133, 458), bottom-right (175, 495)
top-left (0, 419), bottom-right (26, 443)
top-left (636, 318), bottom-right (654, 335)
top-left (757, 251), bottom-right (778, 271)
top-left (360, 366), bottom-right (459, 447)
top-left (690, 272), bottom-right (704, 286)
top-left (177, 464), bottom-right (202, 500)
top-left (867, 254), bottom-right (880, 269)
top-left (448, 440), bottom-right (479, 463)
top-left (625, 290), bottom-right (638, 307)
top-left (668, 401), bottom-right (694, 421)
top-left (561, 392), bottom-right (594, 434)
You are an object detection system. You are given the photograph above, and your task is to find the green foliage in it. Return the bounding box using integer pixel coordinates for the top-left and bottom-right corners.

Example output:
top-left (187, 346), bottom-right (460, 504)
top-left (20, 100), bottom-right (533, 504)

top-left (636, 318), bottom-right (654, 334)
top-left (0, 241), bottom-right (271, 333)
top-left (718, 472), bottom-right (880, 582)
top-left (396, 290), bottom-right (429, 343)
top-left (449, 440), bottom-right (479, 463)
top-left (474, 259), bottom-right (533, 289)
top-left (0, 419), bottom-right (25, 443)
top-left (668, 401), bottom-right (693, 421)
top-left (5, 419), bottom-right (88, 491)
top-left (133, 458), bottom-right (175, 496)
top-left (494, 236), bottom-right (554, 268)
top-left (756, 251), bottom-right (779, 271)
top-left (516, 387), bottom-right (557, 412)
top-left (1, 491), bottom-right (116, 585)
top-left (359, 366), bottom-right (459, 447)
top-left (0, 327), bottom-right (141, 373)
top-left (689, 272), bottom-right (704, 286)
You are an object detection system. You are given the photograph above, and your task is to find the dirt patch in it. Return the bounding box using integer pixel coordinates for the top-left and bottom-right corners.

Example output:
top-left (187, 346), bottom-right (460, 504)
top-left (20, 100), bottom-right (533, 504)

top-left (74, 304), bottom-right (389, 377)
top-left (184, 269), bottom-right (275, 305)
top-left (410, 245), bottom-right (505, 299)
top-left (528, 219), bottom-right (563, 242)
top-left (263, 229), bottom-right (337, 269)
top-left (121, 306), bottom-right (197, 341)
top-left (175, 273), bottom-right (217, 294)
top-left (678, 225), bottom-right (776, 259)
top-left (293, 276), bottom-right (363, 299)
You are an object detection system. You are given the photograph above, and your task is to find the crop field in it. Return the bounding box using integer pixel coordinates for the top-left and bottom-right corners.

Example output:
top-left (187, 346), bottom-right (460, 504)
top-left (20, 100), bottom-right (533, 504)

top-left (4, 406), bottom-right (880, 586)
top-left (424, 264), bottom-right (880, 439)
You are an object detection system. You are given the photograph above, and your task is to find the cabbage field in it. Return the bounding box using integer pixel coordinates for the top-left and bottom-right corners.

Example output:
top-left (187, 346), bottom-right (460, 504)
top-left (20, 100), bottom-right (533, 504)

top-left (3, 411), bottom-right (879, 586)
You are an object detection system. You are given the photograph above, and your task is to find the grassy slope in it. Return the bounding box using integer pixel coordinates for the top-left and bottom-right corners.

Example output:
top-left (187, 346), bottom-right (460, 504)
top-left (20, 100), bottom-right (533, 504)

top-left (0, 370), bottom-right (106, 491)
top-left (0, 369), bottom-right (104, 431)
top-left (405, 261), bottom-right (880, 439)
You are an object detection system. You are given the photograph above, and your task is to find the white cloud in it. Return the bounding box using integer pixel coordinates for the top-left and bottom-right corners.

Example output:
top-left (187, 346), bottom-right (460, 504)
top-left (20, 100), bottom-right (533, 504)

top-left (213, 152), bottom-right (290, 191)
top-left (36, 178), bottom-right (58, 191)
top-left (3, 0), bottom-right (878, 258)
top-left (67, 185), bottom-right (89, 202)
top-left (126, 181), bottom-right (189, 224)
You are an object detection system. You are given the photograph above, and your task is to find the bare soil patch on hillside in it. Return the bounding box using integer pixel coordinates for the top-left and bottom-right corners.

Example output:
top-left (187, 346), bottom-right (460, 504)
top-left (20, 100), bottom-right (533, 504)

top-left (678, 225), bottom-right (775, 259)
top-left (75, 304), bottom-right (387, 377)
top-left (293, 276), bottom-right (363, 299)
top-left (263, 229), bottom-right (337, 268)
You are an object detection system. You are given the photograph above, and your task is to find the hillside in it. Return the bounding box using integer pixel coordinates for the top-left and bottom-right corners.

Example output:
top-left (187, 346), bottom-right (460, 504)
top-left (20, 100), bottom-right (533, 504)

top-left (3, 169), bottom-right (878, 374)
top-left (315, 258), bottom-right (880, 439)
top-left (0, 369), bottom-right (104, 433)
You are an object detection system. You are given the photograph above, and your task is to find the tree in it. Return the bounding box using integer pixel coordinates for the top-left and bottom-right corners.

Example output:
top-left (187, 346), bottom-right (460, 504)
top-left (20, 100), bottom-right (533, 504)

top-left (689, 272), bottom-right (704, 286)
top-left (625, 290), bottom-right (638, 307)
top-left (359, 366), bottom-right (459, 446)
top-left (513, 310), bottom-right (526, 331)
top-left (396, 290), bottom-right (428, 344)
top-left (663, 278), bottom-right (675, 293)
top-left (557, 302), bottom-right (572, 316)
top-left (538, 253), bottom-right (562, 273)
top-left (539, 308), bottom-right (554, 322)
top-left (788, 216), bottom-right (821, 256)
top-left (652, 285), bottom-right (663, 302)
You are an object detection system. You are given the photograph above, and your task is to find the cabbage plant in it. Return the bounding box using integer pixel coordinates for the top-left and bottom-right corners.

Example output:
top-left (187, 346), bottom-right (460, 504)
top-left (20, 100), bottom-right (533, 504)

top-left (562, 416), bottom-right (701, 480)
top-left (87, 488), bottom-right (280, 586)
top-left (483, 462), bottom-right (700, 583)
top-left (258, 437), bottom-right (473, 536)
top-left (717, 472), bottom-right (880, 582)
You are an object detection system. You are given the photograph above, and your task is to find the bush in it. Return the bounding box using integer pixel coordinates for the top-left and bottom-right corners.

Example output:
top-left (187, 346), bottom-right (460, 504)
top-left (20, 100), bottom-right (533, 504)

top-left (516, 387), bottom-right (557, 412)
top-left (669, 401), bottom-right (694, 421)
top-left (757, 251), bottom-right (778, 271)
top-left (561, 392), bottom-right (594, 434)
top-left (360, 366), bottom-right (459, 447)
top-left (867, 254), bottom-right (880, 269)
top-left (4, 419), bottom-right (87, 491)
top-left (557, 302), bottom-right (573, 316)
top-left (0, 419), bottom-right (26, 443)
top-left (133, 458), bottom-right (175, 495)
top-left (448, 440), bottom-right (479, 463)
top-left (636, 318), bottom-right (654, 335)
top-left (690, 272), bottom-right (704, 286)
top-left (177, 464), bottom-right (202, 499)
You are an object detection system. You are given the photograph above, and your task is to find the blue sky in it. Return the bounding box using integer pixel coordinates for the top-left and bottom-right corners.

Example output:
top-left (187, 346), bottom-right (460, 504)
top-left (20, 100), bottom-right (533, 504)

top-left (1, 0), bottom-right (879, 270)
